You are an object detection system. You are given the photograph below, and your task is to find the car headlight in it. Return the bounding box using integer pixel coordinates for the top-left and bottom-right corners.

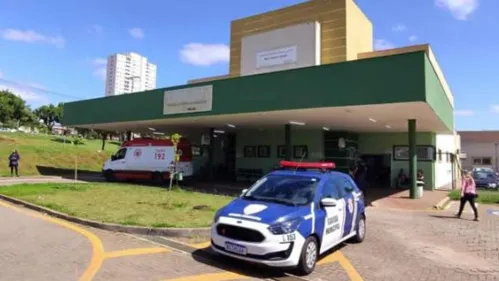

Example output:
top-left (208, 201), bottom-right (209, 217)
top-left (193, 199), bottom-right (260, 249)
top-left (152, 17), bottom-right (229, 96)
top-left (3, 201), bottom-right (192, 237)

top-left (268, 218), bottom-right (302, 235)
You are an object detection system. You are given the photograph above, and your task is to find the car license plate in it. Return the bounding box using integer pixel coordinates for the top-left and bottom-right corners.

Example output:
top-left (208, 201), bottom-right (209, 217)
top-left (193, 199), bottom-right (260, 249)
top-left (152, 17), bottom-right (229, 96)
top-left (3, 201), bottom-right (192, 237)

top-left (224, 242), bottom-right (247, 255)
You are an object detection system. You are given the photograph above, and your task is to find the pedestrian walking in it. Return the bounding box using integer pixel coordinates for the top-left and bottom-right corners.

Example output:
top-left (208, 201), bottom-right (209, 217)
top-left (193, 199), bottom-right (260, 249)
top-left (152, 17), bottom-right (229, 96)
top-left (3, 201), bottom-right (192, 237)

top-left (8, 149), bottom-right (20, 177)
top-left (456, 170), bottom-right (479, 221)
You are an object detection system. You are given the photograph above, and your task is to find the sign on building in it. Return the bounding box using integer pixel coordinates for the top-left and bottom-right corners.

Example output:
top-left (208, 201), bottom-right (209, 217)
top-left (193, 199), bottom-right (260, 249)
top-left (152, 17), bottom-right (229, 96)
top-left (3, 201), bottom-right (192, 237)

top-left (163, 85), bottom-right (213, 115)
top-left (256, 45), bottom-right (297, 69)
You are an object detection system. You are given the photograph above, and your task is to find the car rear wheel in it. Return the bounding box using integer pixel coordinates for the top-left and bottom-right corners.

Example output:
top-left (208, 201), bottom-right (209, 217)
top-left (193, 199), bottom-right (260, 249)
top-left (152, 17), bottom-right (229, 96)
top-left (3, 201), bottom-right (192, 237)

top-left (351, 214), bottom-right (366, 243)
top-left (296, 236), bottom-right (318, 276)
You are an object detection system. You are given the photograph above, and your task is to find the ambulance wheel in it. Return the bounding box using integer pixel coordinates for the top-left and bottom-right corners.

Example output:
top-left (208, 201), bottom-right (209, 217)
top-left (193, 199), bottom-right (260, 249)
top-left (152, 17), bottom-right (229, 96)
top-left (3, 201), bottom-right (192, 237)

top-left (351, 214), bottom-right (366, 243)
top-left (103, 170), bottom-right (115, 182)
top-left (151, 172), bottom-right (163, 184)
top-left (296, 236), bottom-right (318, 276)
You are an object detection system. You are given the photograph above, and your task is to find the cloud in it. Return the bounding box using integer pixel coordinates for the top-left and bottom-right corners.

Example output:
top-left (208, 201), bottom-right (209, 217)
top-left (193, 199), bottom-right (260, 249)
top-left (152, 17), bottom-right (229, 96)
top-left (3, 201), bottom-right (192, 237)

top-left (454, 109), bottom-right (474, 116)
top-left (491, 105), bottom-right (499, 113)
top-left (129, 28), bottom-right (144, 39)
top-left (0, 71), bottom-right (3, 78)
top-left (374, 39), bottom-right (395, 51)
top-left (91, 58), bottom-right (107, 80)
top-left (436, 0), bottom-right (478, 20)
top-left (408, 35), bottom-right (418, 42)
top-left (89, 24), bottom-right (103, 34)
top-left (0, 28), bottom-right (65, 48)
top-left (392, 24), bottom-right (407, 32)
top-left (179, 43), bottom-right (230, 66)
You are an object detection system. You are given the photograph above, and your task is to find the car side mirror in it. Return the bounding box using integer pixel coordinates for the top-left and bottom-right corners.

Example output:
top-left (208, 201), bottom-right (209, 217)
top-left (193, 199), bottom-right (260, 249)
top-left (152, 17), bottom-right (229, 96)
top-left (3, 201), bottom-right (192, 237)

top-left (320, 198), bottom-right (337, 207)
top-left (240, 189), bottom-right (248, 197)
top-left (111, 155), bottom-right (116, 161)
top-left (345, 186), bottom-right (354, 193)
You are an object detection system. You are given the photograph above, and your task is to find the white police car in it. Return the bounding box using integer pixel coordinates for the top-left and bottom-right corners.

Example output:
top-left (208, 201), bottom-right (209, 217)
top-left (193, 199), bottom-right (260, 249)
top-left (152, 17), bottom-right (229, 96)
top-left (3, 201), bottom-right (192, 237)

top-left (211, 161), bottom-right (366, 275)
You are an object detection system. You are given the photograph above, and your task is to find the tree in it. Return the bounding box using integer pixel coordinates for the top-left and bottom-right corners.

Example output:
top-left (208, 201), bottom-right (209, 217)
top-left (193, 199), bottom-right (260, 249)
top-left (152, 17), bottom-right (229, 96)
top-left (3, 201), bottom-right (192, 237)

top-left (34, 103), bottom-right (63, 131)
top-left (0, 89), bottom-right (35, 127)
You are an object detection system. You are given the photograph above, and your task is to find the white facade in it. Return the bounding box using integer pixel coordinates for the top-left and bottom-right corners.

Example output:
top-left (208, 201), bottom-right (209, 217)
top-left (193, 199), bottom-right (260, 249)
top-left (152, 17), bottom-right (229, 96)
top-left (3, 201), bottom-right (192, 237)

top-left (105, 52), bottom-right (157, 96)
top-left (434, 133), bottom-right (460, 189)
top-left (240, 22), bottom-right (321, 76)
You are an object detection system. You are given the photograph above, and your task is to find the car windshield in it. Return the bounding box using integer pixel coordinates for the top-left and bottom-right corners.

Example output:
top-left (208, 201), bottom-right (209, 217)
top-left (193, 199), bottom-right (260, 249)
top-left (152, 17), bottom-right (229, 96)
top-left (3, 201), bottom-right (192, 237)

top-left (243, 174), bottom-right (319, 206)
top-left (474, 167), bottom-right (494, 173)
top-left (473, 171), bottom-right (495, 179)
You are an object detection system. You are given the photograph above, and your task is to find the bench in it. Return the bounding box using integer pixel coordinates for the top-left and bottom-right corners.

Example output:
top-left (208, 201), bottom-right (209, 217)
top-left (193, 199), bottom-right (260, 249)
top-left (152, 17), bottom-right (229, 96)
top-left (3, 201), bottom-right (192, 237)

top-left (237, 168), bottom-right (263, 182)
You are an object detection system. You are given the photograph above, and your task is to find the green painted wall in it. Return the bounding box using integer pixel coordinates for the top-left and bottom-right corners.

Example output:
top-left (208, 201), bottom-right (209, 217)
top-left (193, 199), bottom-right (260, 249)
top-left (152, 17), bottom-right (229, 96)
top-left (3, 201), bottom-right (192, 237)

top-left (63, 52), bottom-right (428, 126)
top-left (358, 132), bottom-right (436, 190)
top-left (236, 128), bottom-right (323, 176)
top-left (424, 56), bottom-right (454, 131)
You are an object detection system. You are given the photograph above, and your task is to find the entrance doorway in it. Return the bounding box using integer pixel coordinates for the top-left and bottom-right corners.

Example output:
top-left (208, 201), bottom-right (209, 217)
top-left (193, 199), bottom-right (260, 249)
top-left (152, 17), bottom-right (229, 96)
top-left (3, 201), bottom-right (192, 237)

top-left (224, 133), bottom-right (236, 180)
top-left (360, 154), bottom-right (391, 188)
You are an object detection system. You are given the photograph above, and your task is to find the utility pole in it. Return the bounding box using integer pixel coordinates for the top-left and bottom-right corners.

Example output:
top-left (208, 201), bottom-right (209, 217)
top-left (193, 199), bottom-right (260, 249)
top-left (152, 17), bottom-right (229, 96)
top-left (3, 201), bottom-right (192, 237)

top-left (495, 142), bottom-right (498, 172)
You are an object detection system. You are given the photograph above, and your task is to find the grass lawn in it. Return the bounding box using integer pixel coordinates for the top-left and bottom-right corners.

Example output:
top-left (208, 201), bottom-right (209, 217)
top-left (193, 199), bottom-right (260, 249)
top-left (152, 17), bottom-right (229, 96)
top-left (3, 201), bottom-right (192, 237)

top-left (448, 189), bottom-right (499, 204)
top-left (0, 132), bottom-right (120, 177)
top-left (0, 182), bottom-right (232, 227)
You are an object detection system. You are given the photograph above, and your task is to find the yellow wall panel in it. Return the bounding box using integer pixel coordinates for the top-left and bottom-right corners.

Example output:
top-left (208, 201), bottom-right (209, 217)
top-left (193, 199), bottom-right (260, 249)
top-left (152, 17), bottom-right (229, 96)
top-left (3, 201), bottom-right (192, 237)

top-left (229, 0), bottom-right (354, 77)
top-left (345, 0), bottom-right (373, 61)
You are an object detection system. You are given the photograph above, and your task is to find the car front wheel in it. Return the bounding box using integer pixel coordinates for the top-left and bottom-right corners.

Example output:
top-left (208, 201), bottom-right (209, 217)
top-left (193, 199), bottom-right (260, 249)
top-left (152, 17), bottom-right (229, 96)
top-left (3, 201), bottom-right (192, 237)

top-left (351, 214), bottom-right (366, 243)
top-left (296, 236), bottom-right (318, 276)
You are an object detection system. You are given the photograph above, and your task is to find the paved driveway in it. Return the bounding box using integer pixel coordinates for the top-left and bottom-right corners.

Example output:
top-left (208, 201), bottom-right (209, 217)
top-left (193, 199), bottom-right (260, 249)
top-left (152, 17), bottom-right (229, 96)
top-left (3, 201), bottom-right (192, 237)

top-left (1, 197), bottom-right (498, 281)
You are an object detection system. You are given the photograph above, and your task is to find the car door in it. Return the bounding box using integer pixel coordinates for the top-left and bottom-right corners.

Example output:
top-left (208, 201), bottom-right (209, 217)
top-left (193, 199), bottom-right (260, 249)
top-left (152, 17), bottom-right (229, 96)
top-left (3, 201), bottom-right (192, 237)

top-left (318, 175), bottom-right (345, 254)
top-left (111, 148), bottom-right (128, 171)
top-left (340, 177), bottom-right (358, 237)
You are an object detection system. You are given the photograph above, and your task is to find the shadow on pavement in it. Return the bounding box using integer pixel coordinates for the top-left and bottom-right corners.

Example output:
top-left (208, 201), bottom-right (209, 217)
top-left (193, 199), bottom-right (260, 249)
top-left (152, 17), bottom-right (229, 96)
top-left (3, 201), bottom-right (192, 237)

top-left (35, 166), bottom-right (104, 182)
top-left (189, 243), bottom-right (347, 280)
top-left (190, 247), bottom-right (291, 280)
top-left (428, 214), bottom-right (459, 220)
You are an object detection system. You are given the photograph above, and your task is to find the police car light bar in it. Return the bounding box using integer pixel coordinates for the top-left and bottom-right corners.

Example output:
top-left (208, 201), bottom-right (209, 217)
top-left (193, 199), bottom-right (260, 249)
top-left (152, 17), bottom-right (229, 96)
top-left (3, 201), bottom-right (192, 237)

top-left (279, 161), bottom-right (336, 170)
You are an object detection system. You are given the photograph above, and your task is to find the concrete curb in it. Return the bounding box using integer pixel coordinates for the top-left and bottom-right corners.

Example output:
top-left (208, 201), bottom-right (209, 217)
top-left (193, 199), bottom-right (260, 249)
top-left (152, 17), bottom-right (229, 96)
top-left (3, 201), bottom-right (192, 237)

top-left (434, 196), bottom-right (451, 210)
top-left (0, 194), bottom-right (210, 237)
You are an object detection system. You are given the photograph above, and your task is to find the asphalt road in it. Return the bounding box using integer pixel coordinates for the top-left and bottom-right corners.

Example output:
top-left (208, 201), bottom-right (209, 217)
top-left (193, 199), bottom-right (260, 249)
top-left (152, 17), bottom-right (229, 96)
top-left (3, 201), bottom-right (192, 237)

top-left (1, 196), bottom-right (499, 281)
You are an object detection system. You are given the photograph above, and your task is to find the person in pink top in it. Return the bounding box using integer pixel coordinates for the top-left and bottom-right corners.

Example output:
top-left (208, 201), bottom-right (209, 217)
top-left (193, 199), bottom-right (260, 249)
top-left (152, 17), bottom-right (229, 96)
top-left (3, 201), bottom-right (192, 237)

top-left (456, 171), bottom-right (479, 221)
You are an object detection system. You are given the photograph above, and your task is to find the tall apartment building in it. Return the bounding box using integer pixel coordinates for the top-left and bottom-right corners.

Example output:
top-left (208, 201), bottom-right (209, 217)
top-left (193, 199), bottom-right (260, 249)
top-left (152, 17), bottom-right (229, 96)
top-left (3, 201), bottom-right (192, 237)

top-left (105, 52), bottom-right (157, 96)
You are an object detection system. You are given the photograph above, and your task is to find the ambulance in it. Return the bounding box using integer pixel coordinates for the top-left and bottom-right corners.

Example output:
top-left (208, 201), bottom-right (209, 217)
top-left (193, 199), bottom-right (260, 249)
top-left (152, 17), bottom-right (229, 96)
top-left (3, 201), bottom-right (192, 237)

top-left (102, 138), bottom-right (193, 183)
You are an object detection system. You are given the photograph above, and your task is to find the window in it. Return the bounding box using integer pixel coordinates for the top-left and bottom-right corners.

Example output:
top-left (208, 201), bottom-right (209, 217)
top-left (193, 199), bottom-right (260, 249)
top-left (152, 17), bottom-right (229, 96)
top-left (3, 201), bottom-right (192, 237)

top-left (113, 148), bottom-right (127, 161)
top-left (393, 145), bottom-right (435, 161)
top-left (342, 177), bottom-right (357, 194)
top-left (472, 157), bottom-right (492, 165)
top-left (321, 178), bottom-right (340, 199)
top-left (243, 175), bottom-right (319, 206)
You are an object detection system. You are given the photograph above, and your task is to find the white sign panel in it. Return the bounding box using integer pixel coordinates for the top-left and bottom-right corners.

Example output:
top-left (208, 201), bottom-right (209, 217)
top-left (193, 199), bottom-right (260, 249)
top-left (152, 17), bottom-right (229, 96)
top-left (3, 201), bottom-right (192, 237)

top-left (163, 85), bottom-right (213, 115)
top-left (256, 46), bottom-right (297, 69)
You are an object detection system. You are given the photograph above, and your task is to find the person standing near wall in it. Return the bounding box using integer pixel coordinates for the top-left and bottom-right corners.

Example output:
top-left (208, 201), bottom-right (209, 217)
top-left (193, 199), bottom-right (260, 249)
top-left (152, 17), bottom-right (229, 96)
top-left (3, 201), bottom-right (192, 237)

top-left (8, 149), bottom-right (20, 177)
top-left (354, 159), bottom-right (367, 195)
top-left (456, 171), bottom-right (479, 221)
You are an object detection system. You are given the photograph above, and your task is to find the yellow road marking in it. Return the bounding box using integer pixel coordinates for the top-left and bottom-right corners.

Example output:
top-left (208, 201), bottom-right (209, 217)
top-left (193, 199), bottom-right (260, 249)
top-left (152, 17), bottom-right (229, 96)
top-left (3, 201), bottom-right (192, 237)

top-left (104, 247), bottom-right (169, 258)
top-left (189, 241), bottom-right (211, 249)
top-left (162, 271), bottom-right (248, 281)
top-left (336, 251), bottom-right (363, 281)
top-left (0, 200), bottom-right (105, 281)
top-left (317, 251), bottom-right (341, 265)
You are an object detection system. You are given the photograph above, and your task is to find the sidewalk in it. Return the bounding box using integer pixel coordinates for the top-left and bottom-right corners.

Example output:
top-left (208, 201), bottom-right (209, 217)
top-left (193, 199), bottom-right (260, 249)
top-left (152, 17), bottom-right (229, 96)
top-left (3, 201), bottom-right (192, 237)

top-left (0, 175), bottom-right (93, 186)
top-left (367, 188), bottom-right (449, 210)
